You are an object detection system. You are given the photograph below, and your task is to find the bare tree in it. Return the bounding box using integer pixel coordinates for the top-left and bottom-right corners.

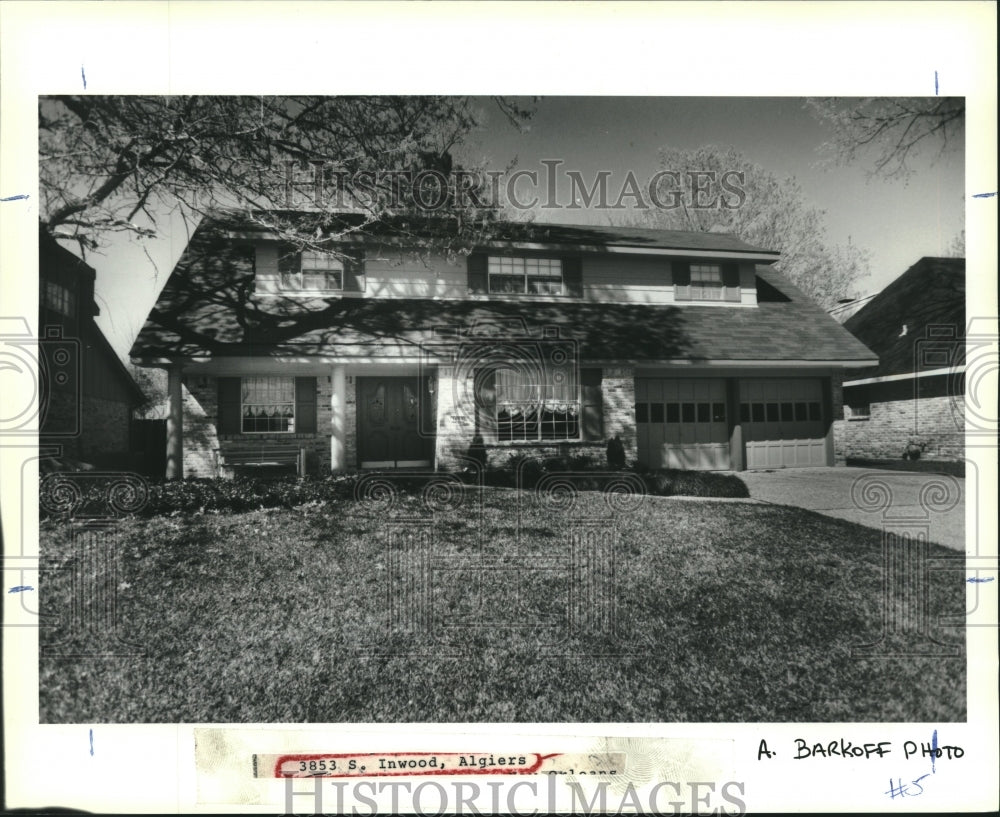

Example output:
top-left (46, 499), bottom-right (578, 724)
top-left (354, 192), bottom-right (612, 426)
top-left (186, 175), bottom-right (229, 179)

top-left (805, 97), bottom-right (965, 181)
top-left (634, 145), bottom-right (870, 309)
top-left (39, 95), bottom-right (533, 258)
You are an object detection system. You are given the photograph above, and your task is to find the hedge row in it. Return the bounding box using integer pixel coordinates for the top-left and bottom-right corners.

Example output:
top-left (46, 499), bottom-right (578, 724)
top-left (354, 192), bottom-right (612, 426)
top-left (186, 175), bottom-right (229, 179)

top-left (40, 460), bottom-right (749, 520)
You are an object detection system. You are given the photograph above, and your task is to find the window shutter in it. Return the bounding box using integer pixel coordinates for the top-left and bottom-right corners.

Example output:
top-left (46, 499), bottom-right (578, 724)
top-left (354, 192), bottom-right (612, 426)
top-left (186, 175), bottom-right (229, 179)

top-left (467, 252), bottom-right (488, 294)
top-left (673, 260), bottom-right (691, 301)
top-left (563, 256), bottom-right (583, 297)
top-left (580, 368), bottom-right (604, 441)
top-left (343, 247), bottom-right (365, 292)
top-left (722, 262), bottom-right (741, 302)
top-left (218, 377), bottom-right (242, 435)
top-left (295, 377), bottom-right (317, 433)
top-left (277, 245), bottom-right (301, 276)
top-left (475, 367), bottom-right (497, 442)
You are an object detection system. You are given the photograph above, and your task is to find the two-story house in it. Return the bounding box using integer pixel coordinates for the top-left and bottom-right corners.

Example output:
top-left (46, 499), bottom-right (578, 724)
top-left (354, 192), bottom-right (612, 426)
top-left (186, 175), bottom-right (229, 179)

top-left (40, 227), bottom-right (146, 465)
top-left (128, 211), bottom-right (877, 478)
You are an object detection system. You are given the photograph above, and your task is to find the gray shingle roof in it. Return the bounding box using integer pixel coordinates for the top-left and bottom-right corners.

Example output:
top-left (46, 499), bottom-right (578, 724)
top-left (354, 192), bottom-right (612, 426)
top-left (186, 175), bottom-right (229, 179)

top-left (843, 257), bottom-right (965, 379)
top-left (208, 209), bottom-right (779, 256)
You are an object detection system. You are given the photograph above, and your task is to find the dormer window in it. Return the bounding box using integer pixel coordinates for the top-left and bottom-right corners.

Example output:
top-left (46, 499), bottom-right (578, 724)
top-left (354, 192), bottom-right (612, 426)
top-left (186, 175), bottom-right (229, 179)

top-left (674, 260), bottom-right (742, 303)
top-left (690, 263), bottom-right (724, 301)
top-left (280, 251), bottom-right (344, 293)
top-left (488, 256), bottom-right (563, 295)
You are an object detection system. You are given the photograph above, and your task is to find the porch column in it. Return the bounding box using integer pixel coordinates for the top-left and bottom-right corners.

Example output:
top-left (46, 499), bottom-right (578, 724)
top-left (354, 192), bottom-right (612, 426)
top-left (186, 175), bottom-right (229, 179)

top-left (165, 364), bottom-right (183, 480)
top-left (330, 364), bottom-right (347, 472)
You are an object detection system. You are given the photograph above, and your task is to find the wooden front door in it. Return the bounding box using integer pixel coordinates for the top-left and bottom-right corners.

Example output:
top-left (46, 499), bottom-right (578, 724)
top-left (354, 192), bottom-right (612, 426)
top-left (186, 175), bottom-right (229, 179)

top-left (357, 377), bottom-right (432, 468)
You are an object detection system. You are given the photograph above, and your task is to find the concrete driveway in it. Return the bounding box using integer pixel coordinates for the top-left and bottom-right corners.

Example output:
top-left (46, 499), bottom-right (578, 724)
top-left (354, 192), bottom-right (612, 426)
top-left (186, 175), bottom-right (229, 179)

top-left (737, 467), bottom-right (965, 551)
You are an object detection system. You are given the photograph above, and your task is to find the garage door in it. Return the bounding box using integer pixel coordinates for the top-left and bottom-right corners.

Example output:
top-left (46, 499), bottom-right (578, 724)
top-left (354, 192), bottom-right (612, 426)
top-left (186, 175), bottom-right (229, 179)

top-left (635, 378), bottom-right (730, 470)
top-left (739, 378), bottom-right (828, 468)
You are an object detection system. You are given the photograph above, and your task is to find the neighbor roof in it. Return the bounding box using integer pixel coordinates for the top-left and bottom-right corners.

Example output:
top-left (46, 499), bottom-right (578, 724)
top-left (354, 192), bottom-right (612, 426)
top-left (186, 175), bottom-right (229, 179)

top-left (130, 216), bottom-right (874, 366)
top-left (844, 257), bottom-right (965, 379)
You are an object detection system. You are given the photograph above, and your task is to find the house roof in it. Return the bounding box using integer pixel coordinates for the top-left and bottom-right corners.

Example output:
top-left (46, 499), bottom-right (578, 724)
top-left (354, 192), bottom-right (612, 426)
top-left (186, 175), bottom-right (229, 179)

top-left (130, 216), bottom-right (875, 366)
top-left (843, 257), bottom-right (965, 380)
top-left (209, 209), bottom-right (780, 257)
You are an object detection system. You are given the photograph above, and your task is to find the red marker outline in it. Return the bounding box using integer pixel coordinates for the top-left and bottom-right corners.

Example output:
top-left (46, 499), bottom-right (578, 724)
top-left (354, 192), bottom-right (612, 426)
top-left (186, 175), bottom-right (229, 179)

top-left (272, 752), bottom-right (562, 778)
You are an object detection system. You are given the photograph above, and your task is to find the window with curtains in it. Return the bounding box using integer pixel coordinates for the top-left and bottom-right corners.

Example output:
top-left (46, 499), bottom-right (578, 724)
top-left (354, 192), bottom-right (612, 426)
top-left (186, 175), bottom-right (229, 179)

top-left (242, 377), bottom-right (295, 432)
top-left (495, 366), bottom-right (580, 441)
top-left (689, 263), bottom-right (724, 300)
top-left (488, 256), bottom-right (563, 295)
top-left (280, 251), bottom-right (344, 292)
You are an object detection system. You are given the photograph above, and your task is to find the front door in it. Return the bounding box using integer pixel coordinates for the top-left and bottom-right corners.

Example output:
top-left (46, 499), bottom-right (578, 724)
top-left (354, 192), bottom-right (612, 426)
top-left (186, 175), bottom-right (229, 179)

top-left (357, 377), bottom-right (433, 468)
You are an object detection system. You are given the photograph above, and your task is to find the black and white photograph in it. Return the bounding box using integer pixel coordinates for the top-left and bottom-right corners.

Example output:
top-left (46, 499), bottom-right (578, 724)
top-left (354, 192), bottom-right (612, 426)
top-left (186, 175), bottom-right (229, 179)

top-left (2, 2), bottom-right (997, 815)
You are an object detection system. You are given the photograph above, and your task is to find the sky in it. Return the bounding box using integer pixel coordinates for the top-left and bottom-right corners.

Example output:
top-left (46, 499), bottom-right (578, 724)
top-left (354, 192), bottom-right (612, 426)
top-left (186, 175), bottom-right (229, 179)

top-left (75, 96), bottom-right (966, 360)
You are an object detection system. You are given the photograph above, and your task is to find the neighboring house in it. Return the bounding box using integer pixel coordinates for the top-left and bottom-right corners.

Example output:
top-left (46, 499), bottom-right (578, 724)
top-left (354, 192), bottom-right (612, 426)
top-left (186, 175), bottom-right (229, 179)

top-left (840, 256), bottom-right (965, 462)
top-left (128, 211), bottom-right (877, 478)
top-left (39, 228), bottom-right (146, 464)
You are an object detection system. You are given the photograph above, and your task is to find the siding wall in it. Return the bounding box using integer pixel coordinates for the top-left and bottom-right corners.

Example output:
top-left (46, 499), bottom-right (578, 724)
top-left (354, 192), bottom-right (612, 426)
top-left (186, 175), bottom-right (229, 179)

top-left (254, 244), bottom-right (760, 306)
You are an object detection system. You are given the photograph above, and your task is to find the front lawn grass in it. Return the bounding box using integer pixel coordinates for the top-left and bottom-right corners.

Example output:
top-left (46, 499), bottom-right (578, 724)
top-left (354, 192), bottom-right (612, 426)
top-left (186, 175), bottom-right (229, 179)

top-left (39, 488), bottom-right (966, 722)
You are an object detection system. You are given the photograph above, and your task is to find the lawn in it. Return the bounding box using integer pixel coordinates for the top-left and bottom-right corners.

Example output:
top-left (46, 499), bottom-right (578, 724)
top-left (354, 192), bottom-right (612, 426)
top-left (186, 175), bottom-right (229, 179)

top-left (38, 487), bottom-right (966, 722)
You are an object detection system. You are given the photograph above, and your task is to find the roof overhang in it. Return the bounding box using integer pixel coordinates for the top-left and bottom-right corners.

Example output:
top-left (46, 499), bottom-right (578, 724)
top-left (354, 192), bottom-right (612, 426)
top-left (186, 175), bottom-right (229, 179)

top-left (220, 229), bottom-right (781, 264)
top-left (843, 365), bottom-right (964, 387)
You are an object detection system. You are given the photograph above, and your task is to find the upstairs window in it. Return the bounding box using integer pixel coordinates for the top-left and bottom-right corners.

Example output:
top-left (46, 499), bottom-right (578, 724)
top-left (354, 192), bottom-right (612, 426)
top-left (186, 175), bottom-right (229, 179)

top-left (242, 376), bottom-right (295, 433)
top-left (690, 263), bottom-right (724, 301)
top-left (488, 256), bottom-right (563, 295)
top-left (44, 282), bottom-right (76, 317)
top-left (280, 251), bottom-right (344, 293)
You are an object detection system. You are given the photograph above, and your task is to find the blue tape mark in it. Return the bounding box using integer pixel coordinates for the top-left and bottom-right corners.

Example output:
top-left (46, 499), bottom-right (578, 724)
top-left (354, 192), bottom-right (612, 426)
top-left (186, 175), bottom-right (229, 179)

top-left (1, 194), bottom-right (30, 202)
top-left (8, 585), bottom-right (34, 593)
top-left (972, 191), bottom-right (997, 198)
top-left (82, 65), bottom-right (87, 90)
top-left (90, 729), bottom-right (94, 756)
top-left (968, 576), bottom-right (995, 583)
top-left (931, 729), bottom-right (937, 773)
top-left (934, 70), bottom-right (939, 95)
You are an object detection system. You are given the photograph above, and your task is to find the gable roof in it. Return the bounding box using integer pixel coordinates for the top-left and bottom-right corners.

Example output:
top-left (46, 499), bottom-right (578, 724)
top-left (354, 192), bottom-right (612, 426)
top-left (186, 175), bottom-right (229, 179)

top-left (843, 257), bottom-right (965, 380)
top-left (130, 216), bottom-right (875, 367)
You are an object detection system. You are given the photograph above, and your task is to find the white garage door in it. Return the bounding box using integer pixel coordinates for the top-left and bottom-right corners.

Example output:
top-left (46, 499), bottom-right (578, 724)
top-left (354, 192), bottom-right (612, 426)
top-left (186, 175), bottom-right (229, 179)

top-left (635, 378), bottom-right (730, 470)
top-left (739, 378), bottom-right (828, 468)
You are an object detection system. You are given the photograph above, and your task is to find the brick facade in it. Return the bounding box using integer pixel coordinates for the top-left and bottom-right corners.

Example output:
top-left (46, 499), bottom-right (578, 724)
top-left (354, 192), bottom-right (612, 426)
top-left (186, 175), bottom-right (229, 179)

top-left (433, 365), bottom-right (633, 471)
top-left (600, 366), bottom-right (637, 463)
top-left (181, 374), bottom-right (358, 478)
top-left (841, 393), bottom-right (964, 461)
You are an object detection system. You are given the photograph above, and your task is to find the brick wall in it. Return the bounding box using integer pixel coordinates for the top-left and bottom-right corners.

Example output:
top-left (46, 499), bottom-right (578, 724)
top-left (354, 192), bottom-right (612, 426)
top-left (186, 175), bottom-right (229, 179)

top-left (433, 365), bottom-right (635, 471)
top-left (601, 366), bottom-right (637, 463)
top-left (841, 393), bottom-right (964, 461)
top-left (181, 375), bottom-right (347, 478)
top-left (434, 365), bottom-right (477, 470)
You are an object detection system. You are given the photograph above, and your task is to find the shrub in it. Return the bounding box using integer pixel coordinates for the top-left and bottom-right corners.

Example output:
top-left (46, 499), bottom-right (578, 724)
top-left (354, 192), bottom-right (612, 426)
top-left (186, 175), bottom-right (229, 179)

top-left (40, 474), bottom-right (362, 520)
top-left (641, 469), bottom-right (750, 498)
